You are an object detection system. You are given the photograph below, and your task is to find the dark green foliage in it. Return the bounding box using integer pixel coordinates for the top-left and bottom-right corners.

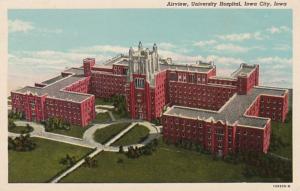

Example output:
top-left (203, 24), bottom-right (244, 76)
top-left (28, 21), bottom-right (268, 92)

top-left (173, 139), bottom-right (208, 154)
top-left (8, 118), bottom-right (16, 129)
top-left (126, 138), bottom-right (159, 158)
top-left (25, 124), bottom-right (34, 133)
top-left (83, 156), bottom-right (97, 168)
top-left (8, 111), bottom-right (24, 120)
top-left (109, 94), bottom-right (129, 118)
top-left (43, 117), bottom-right (70, 132)
top-left (151, 118), bottom-right (161, 126)
top-left (119, 145), bottom-right (124, 153)
top-left (60, 154), bottom-right (77, 167)
top-left (8, 134), bottom-right (36, 151)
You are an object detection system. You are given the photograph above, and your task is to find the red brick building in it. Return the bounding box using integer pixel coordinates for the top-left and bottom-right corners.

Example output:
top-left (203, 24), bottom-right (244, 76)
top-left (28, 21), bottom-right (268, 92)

top-left (11, 42), bottom-right (289, 156)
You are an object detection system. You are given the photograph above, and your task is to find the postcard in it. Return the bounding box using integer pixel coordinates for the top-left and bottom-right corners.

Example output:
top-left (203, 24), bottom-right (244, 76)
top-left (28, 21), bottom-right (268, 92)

top-left (0, 0), bottom-right (299, 191)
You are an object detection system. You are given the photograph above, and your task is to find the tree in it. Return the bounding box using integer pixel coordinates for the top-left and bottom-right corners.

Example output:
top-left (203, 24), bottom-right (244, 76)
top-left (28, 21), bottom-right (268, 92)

top-left (8, 134), bottom-right (36, 151)
top-left (83, 156), bottom-right (97, 168)
top-left (60, 154), bottom-right (77, 166)
top-left (8, 119), bottom-right (16, 129)
top-left (119, 145), bottom-right (124, 153)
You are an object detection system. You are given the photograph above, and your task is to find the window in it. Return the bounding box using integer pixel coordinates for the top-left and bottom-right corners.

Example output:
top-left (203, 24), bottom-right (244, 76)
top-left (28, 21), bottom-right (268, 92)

top-left (134, 78), bottom-right (145, 88)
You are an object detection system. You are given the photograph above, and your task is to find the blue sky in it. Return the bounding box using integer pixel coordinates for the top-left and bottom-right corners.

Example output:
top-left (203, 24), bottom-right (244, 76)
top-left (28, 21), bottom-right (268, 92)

top-left (8, 9), bottom-right (292, 92)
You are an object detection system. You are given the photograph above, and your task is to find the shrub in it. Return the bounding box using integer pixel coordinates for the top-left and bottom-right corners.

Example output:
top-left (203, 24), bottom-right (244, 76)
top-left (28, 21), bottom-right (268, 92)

top-left (8, 134), bottom-right (36, 151)
top-left (60, 154), bottom-right (77, 167)
top-left (119, 145), bottom-right (124, 153)
top-left (83, 156), bottom-right (97, 168)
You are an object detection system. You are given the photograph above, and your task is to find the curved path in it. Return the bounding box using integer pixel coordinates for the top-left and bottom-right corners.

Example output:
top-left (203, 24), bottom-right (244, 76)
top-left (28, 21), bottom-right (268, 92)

top-left (8, 118), bottom-right (161, 183)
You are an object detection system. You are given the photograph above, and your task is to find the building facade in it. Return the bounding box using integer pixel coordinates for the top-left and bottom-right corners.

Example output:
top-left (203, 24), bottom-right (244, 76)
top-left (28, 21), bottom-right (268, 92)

top-left (11, 42), bottom-right (289, 156)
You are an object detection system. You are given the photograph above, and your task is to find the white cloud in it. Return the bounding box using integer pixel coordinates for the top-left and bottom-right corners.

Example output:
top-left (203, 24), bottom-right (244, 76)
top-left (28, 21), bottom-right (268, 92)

top-left (218, 33), bottom-right (252, 41)
top-left (206, 55), bottom-right (244, 65)
top-left (266, 26), bottom-right (290, 34)
top-left (194, 40), bottom-right (217, 47)
top-left (217, 31), bottom-right (268, 42)
top-left (217, 26), bottom-right (290, 43)
top-left (252, 56), bottom-right (292, 66)
top-left (8, 19), bottom-right (34, 33)
top-left (214, 43), bottom-right (249, 53)
top-left (8, 19), bottom-right (63, 34)
top-left (8, 42), bottom-right (293, 92)
top-left (253, 32), bottom-right (265, 40)
top-left (158, 42), bottom-right (176, 49)
top-left (8, 49), bottom-right (111, 92)
top-left (159, 49), bottom-right (244, 67)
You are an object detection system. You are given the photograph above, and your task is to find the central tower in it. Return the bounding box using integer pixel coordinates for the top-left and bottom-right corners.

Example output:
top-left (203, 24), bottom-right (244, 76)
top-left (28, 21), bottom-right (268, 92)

top-left (126, 42), bottom-right (163, 121)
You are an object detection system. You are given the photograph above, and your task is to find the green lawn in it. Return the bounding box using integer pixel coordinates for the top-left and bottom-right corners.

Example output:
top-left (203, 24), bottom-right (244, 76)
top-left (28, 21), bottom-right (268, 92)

top-left (93, 122), bottom-right (131, 144)
top-left (112, 124), bottom-right (149, 146)
top-left (95, 98), bottom-right (114, 106)
top-left (48, 125), bottom-right (92, 139)
top-left (9, 138), bottom-right (92, 183)
top-left (93, 112), bottom-right (111, 123)
top-left (61, 139), bottom-right (252, 183)
top-left (8, 126), bottom-right (33, 134)
top-left (270, 111), bottom-right (292, 159)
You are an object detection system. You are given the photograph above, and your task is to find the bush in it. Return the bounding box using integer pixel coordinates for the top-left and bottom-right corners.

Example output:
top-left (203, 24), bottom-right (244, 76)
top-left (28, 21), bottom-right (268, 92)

top-left (8, 134), bottom-right (36, 151)
top-left (125, 139), bottom-right (159, 158)
top-left (83, 156), bottom-right (97, 168)
top-left (119, 145), bottom-right (124, 153)
top-left (44, 117), bottom-right (71, 132)
top-left (151, 118), bottom-right (161, 126)
top-left (8, 111), bottom-right (24, 120)
top-left (8, 119), bottom-right (16, 129)
top-left (60, 154), bottom-right (77, 167)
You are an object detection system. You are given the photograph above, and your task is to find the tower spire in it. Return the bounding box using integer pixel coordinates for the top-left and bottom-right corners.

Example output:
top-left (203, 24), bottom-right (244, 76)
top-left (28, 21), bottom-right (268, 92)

top-left (138, 41), bottom-right (143, 50)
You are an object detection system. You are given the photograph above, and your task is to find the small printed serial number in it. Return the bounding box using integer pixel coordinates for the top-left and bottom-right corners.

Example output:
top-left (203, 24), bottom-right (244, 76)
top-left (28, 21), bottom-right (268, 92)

top-left (273, 184), bottom-right (291, 188)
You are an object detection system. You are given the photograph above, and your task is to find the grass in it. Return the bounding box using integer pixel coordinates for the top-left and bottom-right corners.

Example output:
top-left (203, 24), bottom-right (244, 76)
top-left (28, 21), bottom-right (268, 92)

top-left (93, 122), bottom-right (131, 144)
top-left (61, 139), bottom-right (254, 183)
top-left (270, 111), bottom-right (292, 159)
top-left (8, 126), bottom-right (33, 134)
top-left (49, 124), bottom-right (93, 139)
top-left (95, 98), bottom-right (114, 106)
top-left (9, 138), bottom-right (92, 183)
top-left (112, 124), bottom-right (149, 146)
top-left (93, 112), bottom-right (111, 123)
